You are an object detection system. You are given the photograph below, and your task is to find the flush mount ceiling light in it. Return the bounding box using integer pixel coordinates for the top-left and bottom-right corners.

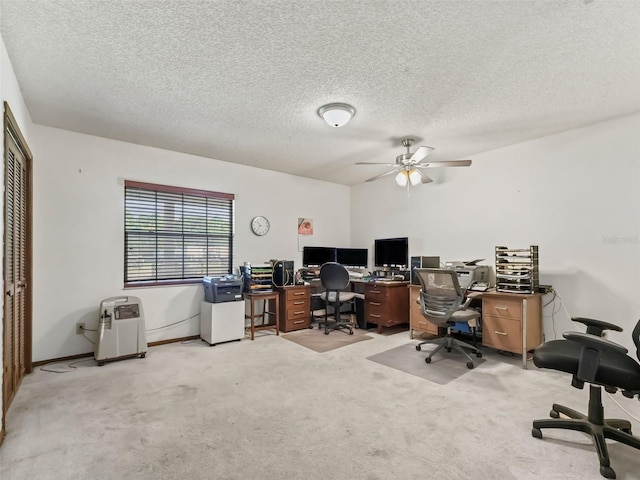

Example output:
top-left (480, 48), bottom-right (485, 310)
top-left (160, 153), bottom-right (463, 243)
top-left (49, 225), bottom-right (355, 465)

top-left (318, 103), bottom-right (355, 128)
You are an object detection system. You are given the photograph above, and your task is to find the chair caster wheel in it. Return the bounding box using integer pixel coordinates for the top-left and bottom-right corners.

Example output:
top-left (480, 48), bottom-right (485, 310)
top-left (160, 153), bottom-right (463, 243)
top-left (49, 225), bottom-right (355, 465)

top-left (425, 357), bottom-right (432, 364)
top-left (600, 465), bottom-right (616, 479)
top-left (466, 362), bottom-right (474, 369)
top-left (531, 428), bottom-right (542, 439)
top-left (140, 353), bottom-right (146, 358)
top-left (415, 345), bottom-right (421, 351)
top-left (446, 347), bottom-right (452, 353)
top-left (550, 409), bottom-right (559, 418)
top-left (324, 330), bottom-right (329, 335)
top-left (349, 330), bottom-right (354, 335)
top-left (476, 351), bottom-right (482, 358)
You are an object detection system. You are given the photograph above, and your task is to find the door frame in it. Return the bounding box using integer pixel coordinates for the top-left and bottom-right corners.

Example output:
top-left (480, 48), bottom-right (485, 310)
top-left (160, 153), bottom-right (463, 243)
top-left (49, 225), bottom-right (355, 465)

top-left (1, 102), bottom-right (33, 446)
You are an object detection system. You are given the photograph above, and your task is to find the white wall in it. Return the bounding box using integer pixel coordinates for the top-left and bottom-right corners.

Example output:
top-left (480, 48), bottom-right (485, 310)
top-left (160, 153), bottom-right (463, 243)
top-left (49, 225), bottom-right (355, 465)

top-left (30, 125), bottom-right (350, 362)
top-left (1, 34), bottom-right (34, 436)
top-left (351, 113), bottom-right (640, 353)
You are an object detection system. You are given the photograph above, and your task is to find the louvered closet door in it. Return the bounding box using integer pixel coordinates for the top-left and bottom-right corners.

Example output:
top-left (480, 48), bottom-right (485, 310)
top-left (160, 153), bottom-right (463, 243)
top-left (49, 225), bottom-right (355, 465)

top-left (3, 129), bottom-right (27, 410)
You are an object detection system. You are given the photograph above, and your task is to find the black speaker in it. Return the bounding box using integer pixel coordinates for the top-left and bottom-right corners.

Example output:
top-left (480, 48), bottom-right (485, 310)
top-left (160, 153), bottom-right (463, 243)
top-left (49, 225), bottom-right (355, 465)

top-left (410, 256), bottom-right (440, 284)
top-left (272, 260), bottom-right (294, 287)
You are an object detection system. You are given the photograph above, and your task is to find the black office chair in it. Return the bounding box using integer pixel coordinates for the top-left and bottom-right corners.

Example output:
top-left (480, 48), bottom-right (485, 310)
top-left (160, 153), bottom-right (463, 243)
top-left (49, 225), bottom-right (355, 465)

top-left (319, 262), bottom-right (356, 335)
top-left (414, 268), bottom-right (483, 369)
top-left (309, 294), bottom-right (328, 329)
top-left (532, 317), bottom-right (640, 479)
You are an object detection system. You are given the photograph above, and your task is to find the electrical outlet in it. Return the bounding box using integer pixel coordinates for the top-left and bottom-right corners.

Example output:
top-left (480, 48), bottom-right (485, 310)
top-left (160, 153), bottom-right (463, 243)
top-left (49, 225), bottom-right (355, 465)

top-left (76, 323), bottom-right (85, 335)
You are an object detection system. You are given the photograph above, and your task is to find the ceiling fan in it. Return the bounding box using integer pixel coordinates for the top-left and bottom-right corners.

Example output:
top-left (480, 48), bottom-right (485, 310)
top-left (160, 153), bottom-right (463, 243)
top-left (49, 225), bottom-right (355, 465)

top-left (356, 138), bottom-right (472, 187)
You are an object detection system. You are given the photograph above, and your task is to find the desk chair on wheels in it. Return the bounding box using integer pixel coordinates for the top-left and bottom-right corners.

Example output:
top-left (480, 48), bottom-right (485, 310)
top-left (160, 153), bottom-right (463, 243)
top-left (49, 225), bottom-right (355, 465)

top-left (531, 317), bottom-right (640, 479)
top-left (414, 268), bottom-right (483, 369)
top-left (309, 294), bottom-right (328, 329)
top-left (319, 262), bottom-right (356, 335)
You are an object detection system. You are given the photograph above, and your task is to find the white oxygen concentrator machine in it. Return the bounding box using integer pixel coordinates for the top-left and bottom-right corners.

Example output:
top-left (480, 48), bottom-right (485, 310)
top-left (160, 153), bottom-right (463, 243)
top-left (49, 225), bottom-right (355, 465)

top-left (95, 296), bottom-right (147, 366)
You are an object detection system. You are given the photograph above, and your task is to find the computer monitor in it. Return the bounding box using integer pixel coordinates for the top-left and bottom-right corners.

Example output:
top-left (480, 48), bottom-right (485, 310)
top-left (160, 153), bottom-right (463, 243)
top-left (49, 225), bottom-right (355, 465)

top-left (302, 246), bottom-right (336, 267)
top-left (374, 237), bottom-right (409, 268)
top-left (336, 248), bottom-right (368, 268)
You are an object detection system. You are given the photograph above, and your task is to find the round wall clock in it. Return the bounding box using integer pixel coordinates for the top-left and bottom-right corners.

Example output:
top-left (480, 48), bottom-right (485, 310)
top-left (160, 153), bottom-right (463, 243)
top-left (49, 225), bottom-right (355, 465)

top-left (250, 216), bottom-right (270, 236)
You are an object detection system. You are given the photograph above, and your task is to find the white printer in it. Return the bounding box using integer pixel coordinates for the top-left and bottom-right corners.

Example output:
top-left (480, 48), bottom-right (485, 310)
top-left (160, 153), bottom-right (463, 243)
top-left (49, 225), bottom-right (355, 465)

top-left (445, 260), bottom-right (492, 291)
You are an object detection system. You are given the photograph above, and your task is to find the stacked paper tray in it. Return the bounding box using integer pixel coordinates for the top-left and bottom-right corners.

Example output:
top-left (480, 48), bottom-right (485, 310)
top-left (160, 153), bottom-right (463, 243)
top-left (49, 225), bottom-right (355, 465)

top-left (495, 246), bottom-right (539, 293)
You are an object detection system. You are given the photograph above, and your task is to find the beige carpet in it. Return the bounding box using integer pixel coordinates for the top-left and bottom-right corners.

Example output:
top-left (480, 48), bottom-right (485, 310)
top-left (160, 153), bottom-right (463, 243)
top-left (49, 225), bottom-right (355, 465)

top-left (2, 333), bottom-right (639, 480)
top-left (282, 327), bottom-right (372, 352)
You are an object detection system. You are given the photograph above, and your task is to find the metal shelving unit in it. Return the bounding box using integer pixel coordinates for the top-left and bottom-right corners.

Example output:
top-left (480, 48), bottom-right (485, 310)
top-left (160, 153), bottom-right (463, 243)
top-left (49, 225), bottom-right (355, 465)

top-left (495, 245), bottom-right (539, 294)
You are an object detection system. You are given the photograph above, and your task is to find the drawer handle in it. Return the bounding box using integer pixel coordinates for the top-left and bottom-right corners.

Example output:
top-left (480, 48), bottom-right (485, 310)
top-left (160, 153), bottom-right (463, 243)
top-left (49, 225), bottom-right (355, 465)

top-left (293, 301), bottom-right (304, 305)
top-left (494, 331), bottom-right (508, 336)
top-left (293, 292), bottom-right (304, 296)
top-left (294, 310), bottom-right (305, 315)
top-left (293, 320), bottom-right (304, 324)
top-left (370, 314), bottom-right (381, 318)
top-left (370, 302), bottom-right (381, 306)
top-left (370, 290), bottom-right (380, 294)
top-left (495, 307), bottom-right (508, 311)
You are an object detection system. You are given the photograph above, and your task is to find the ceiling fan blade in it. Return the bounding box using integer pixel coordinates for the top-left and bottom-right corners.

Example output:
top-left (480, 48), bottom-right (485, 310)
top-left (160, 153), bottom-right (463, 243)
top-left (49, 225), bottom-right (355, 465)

top-left (421, 173), bottom-right (434, 184)
top-left (364, 169), bottom-right (398, 182)
top-left (416, 159), bottom-right (472, 168)
top-left (356, 161), bottom-right (398, 166)
top-left (409, 145), bottom-right (435, 163)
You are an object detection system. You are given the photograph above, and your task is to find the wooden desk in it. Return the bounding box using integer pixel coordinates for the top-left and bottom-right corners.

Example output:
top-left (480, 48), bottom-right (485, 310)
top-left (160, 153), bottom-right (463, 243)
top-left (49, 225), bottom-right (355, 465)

top-left (244, 292), bottom-right (280, 340)
top-left (275, 285), bottom-right (311, 332)
top-left (481, 290), bottom-right (542, 369)
top-left (408, 285), bottom-right (542, 369)
top-left (363, 281), bottom-right (409, 333)
top-left (408, 284), bottom-right (441, 338)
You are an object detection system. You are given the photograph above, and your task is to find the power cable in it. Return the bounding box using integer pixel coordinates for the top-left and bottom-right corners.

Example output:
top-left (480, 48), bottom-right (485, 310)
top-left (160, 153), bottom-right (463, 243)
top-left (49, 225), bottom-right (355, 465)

top-left (607, 392), bottom-right (640, 423)
top-left (145, 312), bottom-right (200, 332)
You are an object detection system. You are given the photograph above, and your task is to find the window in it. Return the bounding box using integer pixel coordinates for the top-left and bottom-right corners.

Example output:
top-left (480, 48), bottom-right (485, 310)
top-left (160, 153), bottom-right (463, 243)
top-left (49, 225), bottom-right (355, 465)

top-left (124, 180), bottom-right (234, 287)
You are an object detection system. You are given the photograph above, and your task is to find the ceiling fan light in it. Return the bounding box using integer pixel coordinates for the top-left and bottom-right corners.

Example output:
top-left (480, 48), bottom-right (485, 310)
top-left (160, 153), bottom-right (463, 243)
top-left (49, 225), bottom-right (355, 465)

top-left (395, 170), bottom-right (408, 187)
top-left (408, 169), bottom-right (422, 186)
top-left (318, 103), bottom-right (355, 127)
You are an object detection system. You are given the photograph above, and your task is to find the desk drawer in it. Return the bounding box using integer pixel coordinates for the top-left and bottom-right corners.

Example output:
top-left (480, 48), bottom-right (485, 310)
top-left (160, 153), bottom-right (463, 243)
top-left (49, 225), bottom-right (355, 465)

top-left (285, 288), bottom-right (310, 301)
top-left (483, 297), bottom-right (523, 320)
top-left (365, 301), bottom-right (389, 317)
top-left (482, 314), bottom-right (522, 353)
top-left (284, 316), bottom-right (310, 331)
top-left (365, 310), bottom-right (388, 324)
top-left (364, 284), bottom-right (390, 299)
top-left (412, 318), bottom-right (439, 335)
top-left (365, 303), bottom-right (400, 325)
top-left (285, 302), bottom-right (310, 321)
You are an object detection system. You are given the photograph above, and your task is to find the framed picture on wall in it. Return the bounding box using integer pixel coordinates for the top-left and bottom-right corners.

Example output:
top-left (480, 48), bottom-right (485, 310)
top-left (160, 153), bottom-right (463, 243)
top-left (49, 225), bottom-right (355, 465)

top-left (298, 217), bottom-right (314, 251)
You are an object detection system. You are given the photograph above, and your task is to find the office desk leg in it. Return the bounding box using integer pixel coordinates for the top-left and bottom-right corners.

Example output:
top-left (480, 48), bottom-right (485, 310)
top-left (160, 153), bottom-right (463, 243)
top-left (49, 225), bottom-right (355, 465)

top-left (522, 298), bottom-right (528, 370)
top-left (250, 299), bottom-right (256, 340)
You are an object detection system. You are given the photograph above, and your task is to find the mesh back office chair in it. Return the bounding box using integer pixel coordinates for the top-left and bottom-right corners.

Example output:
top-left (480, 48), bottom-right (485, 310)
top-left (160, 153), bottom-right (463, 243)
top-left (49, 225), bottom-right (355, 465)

top-left (532, 317), bottom-right (640, 479)
top-left (319, 262), bottom-right (356, 335)
top-left (414, 268), bottom-right (483, 369)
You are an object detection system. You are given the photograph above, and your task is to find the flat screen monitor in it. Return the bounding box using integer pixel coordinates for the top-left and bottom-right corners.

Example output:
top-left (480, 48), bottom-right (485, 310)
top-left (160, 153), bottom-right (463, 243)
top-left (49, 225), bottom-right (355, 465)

top-left (336, 248), bottom-right (368, 268)
top-left (374, 237), bottom-right (409, 268)
top-left (302, 246), bottom-right (336, 267)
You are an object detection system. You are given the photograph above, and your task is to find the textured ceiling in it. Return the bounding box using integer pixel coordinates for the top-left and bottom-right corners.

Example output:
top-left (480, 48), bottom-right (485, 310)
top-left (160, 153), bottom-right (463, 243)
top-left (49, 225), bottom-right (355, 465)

top-left (1, 0), bottom-right (639, 186)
